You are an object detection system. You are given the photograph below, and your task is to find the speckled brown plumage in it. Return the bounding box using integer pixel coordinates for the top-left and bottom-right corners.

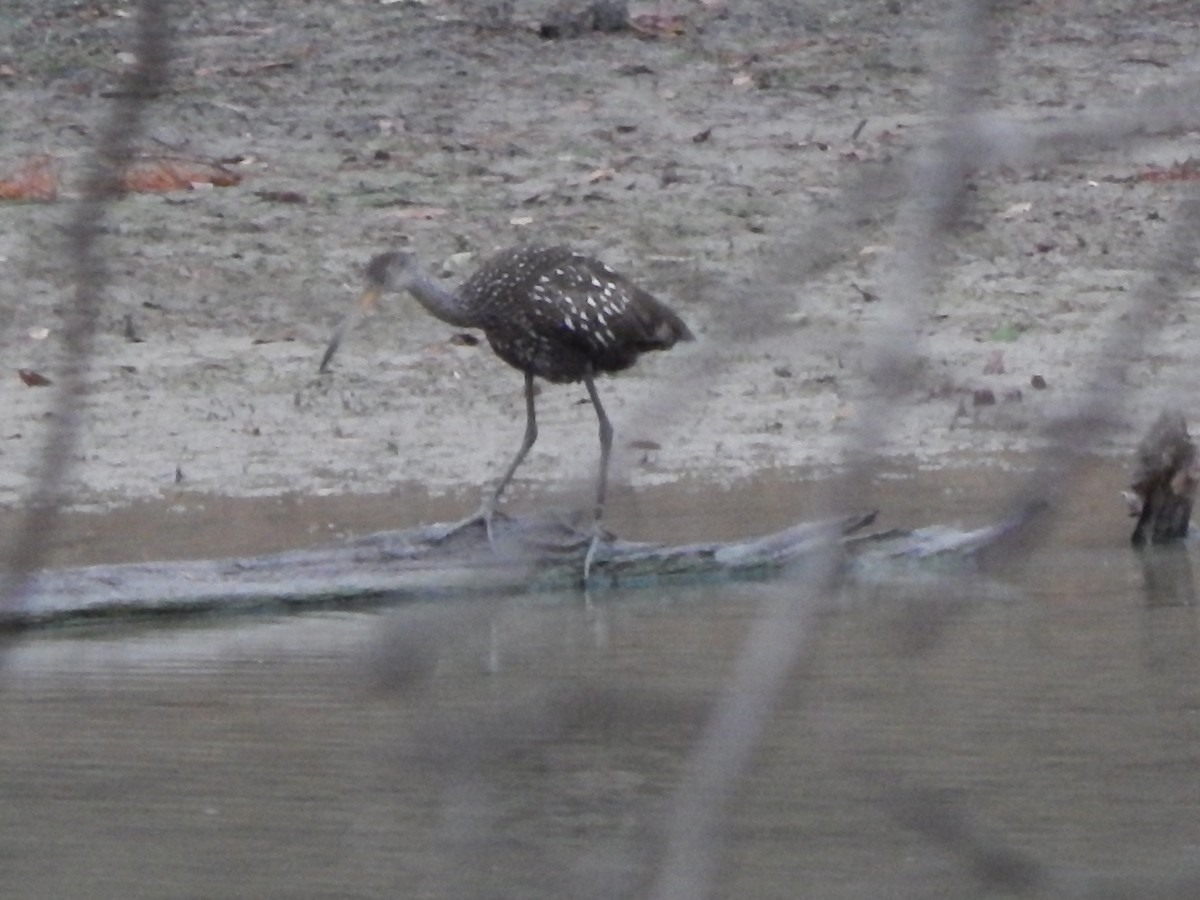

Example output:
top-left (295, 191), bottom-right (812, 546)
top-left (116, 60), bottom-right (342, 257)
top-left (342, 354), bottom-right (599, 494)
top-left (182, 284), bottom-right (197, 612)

top-left (321, 243), bottom-right (693, 580)
top-left (457, 245), bottom-right (692, 382)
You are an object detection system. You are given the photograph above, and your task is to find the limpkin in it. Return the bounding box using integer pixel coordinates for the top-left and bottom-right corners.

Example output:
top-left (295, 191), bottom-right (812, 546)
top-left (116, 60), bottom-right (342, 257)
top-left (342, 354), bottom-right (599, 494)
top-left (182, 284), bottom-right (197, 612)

top-left (318, 244), bottom-right (693, 578)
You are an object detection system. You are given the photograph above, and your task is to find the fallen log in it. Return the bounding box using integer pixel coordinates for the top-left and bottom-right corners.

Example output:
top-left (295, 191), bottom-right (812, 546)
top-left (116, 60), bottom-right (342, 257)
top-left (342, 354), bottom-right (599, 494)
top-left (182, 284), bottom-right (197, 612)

top-left (2, 509), bottom-right (1024, 632)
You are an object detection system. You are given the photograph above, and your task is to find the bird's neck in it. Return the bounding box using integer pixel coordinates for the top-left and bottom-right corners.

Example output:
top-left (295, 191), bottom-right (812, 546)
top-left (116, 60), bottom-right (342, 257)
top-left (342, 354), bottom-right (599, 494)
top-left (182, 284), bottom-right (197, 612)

top-left (406, 269), bottom-right (478, 329)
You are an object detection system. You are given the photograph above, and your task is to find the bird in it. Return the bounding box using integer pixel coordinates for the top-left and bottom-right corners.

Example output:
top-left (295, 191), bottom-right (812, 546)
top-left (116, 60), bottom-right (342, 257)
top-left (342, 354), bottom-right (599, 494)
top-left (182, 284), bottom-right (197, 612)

top-left (318, 244), bottom-right (694, 579)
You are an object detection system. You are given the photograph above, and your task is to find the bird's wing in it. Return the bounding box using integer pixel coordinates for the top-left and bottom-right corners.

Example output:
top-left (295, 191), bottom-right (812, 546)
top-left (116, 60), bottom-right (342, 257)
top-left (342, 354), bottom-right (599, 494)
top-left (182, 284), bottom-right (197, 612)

top-left (523, 255), bottom-right (667, 353)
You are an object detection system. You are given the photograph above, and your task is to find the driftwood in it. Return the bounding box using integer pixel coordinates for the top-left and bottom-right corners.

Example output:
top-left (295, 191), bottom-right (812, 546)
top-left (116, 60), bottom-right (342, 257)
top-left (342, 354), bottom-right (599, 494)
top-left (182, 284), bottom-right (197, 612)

top-left (1128, 410), bottom-right (1197, 546)
top-left (0, 509), bottom-right (1026, 632)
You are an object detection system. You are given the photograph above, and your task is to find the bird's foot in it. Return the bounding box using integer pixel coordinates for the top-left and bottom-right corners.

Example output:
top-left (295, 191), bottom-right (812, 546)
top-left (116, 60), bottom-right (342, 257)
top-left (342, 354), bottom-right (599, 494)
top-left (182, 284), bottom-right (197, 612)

top-left (427, 503), bottom-right (502, 547)
top-left (582, 519), bottom-right (610, 584)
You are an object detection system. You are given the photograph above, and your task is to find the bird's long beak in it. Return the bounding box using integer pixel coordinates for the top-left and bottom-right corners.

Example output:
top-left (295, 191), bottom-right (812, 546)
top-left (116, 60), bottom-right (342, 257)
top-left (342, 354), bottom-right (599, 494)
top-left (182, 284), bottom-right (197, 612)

top-left (318, 287), bottom-right (381, 374)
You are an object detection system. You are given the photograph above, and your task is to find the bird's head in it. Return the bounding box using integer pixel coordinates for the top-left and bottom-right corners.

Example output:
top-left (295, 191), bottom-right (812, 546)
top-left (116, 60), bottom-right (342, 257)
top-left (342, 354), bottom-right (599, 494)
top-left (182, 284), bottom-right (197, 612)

top-left (318, 249), bottom-right (418, 374)
top-left (363, 249), bottom-right (418, 297)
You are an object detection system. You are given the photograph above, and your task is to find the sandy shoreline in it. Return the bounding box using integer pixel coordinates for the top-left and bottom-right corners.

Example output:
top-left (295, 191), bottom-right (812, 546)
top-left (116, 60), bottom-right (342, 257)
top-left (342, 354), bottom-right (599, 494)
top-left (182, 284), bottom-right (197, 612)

top-left (1, 0), bottom-right (1195, 561)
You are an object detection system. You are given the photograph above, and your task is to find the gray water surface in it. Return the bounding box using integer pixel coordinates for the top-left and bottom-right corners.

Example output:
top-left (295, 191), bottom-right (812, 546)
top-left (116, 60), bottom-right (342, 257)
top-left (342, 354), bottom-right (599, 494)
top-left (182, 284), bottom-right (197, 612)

top-left (3, 465), bottom-right (1198, 899)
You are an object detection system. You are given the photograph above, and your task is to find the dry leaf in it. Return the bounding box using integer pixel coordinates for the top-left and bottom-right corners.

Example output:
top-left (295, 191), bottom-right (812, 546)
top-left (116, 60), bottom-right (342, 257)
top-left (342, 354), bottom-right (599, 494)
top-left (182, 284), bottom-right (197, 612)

top-left (849, 282), bottom-right (879, 303)
top-left (1134, 159), bottom-right (1200, 182)
top-left (973, 388), bottom-right (996, 407)
top-left (121, 158), bottom-right (242, 193)
top-left (251, 328), bottom-right (297, 345)
top-left (0, 155), bottom-right (60, 202)
top-left (18, 369), bottom-right (52, 387)
top-left (254, 189), bottom-right (308, 204)
top-left (236, 59), bottom-right (297, 75)
top-left (630, 12), bottom-right (686, 37)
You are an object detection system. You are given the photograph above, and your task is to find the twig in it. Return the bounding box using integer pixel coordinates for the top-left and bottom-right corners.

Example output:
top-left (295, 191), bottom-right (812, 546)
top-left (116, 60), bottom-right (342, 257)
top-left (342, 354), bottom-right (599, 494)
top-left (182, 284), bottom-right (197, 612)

top-left (650, 4), bottom-right (999, 897)
top-left (0, 1), bottom-right (171, 616)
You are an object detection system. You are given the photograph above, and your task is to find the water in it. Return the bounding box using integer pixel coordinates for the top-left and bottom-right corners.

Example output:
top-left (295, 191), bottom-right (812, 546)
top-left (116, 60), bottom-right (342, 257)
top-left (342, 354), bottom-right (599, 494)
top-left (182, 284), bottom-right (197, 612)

top-left (2, 462), bottom-right (1199, 899)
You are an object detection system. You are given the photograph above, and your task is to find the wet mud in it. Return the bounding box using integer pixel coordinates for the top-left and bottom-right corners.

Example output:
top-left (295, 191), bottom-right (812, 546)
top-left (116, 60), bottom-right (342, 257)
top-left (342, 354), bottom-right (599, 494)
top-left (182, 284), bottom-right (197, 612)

top-left (1, 0), bottom-right (1195, 559)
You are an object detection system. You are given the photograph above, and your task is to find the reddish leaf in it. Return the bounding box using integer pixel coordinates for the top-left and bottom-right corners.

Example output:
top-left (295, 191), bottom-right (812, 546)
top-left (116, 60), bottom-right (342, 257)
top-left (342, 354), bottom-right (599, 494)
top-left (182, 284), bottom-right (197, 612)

top-left (0, 155), bottom-right (60, 202)
top-left (18, 369), bottom-right (52, 387)
top-left (121, 159), bottom-right (242, 193)
top-left (1122, 158), bottom-right (1200, 183)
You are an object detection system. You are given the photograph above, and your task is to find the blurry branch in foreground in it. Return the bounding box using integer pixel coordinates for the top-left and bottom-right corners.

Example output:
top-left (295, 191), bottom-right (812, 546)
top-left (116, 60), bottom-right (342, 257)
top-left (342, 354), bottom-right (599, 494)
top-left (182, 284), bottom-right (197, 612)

top-left (0, 0), bottom-right (171, 616)
top-left (649, 3), bottom-right (1001, 899)
top-left (891, 786), bottom-right (1200, 900)
top-left (726, 79), bottom-right (1200, 347)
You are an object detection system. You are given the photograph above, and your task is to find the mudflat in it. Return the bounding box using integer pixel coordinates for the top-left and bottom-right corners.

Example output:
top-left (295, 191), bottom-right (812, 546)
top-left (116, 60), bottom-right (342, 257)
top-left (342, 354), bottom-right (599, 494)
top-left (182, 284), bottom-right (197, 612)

top-left (1, 0), bottom-right (1194, 562)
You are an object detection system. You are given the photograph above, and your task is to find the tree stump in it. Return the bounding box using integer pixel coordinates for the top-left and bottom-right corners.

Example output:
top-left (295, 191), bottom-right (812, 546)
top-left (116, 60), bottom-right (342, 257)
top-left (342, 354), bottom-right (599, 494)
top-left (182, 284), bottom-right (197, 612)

top-left (1129, 410), bottom-right (1196, 546)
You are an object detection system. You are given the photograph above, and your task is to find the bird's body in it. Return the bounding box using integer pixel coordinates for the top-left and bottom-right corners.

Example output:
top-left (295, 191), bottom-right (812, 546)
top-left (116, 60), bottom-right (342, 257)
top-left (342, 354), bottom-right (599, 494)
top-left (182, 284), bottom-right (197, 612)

top-left (320, 244), bottom-right (693, 579)
top-left (455, 245), bottom-right (690, 383)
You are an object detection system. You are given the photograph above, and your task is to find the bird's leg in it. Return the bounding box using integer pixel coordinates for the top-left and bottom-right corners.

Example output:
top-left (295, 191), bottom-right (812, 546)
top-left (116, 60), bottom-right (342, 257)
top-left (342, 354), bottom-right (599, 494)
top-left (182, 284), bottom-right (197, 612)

top-left (582, 372), bottom-right (612, 582)
top-left (479, 371), bottom-right (539, 544)
top-left (430, 372), bottom-right (538, 547)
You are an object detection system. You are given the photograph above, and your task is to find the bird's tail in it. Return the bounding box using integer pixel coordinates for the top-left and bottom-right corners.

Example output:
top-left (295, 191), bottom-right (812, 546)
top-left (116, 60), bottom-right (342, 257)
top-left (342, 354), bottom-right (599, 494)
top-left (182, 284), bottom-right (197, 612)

top-left (631, 288), bottom-right (694, 350)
